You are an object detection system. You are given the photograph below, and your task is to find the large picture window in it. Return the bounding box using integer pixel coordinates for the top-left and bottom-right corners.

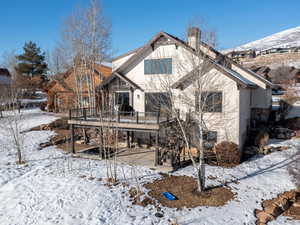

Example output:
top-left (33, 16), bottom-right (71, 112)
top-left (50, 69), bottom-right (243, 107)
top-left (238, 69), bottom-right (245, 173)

top-left (144, 58), bottom-right (172, 74)
top-left (199, 91), bottom-right (222, 112)
top-left (145, 92), bottom-right (171, 113)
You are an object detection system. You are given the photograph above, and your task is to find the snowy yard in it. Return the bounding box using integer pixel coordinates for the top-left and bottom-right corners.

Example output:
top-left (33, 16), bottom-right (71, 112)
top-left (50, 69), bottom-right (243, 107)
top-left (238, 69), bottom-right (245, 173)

top-left (0, 109), bottom-right (299, 225)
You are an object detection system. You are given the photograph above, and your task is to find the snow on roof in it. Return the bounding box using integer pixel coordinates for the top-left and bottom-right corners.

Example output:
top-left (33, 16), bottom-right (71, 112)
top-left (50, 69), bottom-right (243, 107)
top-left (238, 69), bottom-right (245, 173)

top-left (101, 61), bottom-right (112, 68)
top-left (213, 61), bottom-right (257, 87)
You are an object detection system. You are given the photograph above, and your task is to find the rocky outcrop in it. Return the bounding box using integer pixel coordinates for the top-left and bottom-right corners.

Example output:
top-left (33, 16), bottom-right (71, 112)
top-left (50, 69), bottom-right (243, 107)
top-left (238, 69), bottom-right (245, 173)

top-left (255, 190), bottom-right (300, 225)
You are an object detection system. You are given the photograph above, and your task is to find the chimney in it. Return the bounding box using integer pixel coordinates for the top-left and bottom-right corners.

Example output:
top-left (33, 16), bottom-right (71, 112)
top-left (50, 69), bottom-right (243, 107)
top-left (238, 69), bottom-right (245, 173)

top-left (188, 27), bottom-right (201, 50)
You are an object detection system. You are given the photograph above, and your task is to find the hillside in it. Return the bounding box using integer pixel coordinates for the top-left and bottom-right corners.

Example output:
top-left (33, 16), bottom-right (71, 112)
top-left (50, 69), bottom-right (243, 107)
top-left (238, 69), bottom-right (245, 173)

top-left (225, 26), bottom-right (300, 53)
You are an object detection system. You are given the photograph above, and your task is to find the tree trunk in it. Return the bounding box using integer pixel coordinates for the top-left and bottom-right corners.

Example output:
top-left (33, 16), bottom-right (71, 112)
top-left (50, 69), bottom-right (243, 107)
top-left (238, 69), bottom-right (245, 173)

top-left (17, 147), bottom-right (22, 164)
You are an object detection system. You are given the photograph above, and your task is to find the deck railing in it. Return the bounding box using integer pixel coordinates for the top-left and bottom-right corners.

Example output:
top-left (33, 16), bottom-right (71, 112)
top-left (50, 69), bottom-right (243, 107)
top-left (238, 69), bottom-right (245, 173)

top-left (69, 107), bottom-right (171, 124)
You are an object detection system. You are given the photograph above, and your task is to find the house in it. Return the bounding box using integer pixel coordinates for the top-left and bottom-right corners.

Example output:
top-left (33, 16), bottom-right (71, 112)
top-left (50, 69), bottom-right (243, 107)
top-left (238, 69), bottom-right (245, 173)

top-left (46, 64), bottom-right (111, 112)
top-left (226, 49), bottom-right (256, 62)
top-left (96, 27), bottom-right (274, 152)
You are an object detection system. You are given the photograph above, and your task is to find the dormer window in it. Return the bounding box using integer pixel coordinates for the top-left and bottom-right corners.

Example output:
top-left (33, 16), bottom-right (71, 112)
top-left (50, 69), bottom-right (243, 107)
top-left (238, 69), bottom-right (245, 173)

top-left (144, 58), bottom-right (172, 74)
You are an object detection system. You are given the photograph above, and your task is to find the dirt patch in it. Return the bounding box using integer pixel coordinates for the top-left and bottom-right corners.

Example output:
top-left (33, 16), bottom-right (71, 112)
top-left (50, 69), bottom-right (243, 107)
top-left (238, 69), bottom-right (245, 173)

top-left (144, 175), bottom-right (235, 208)
top-left (29, 118), bottom-right (69, 131)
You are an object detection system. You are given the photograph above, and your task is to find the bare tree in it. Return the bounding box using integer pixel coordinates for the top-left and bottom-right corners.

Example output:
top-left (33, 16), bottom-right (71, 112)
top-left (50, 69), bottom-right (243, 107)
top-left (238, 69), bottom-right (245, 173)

top-left (58, 0), bottom-right (111, 109)
top-left (270, 65), bottom-right (294, 85)
top-left (0, 83), bottom-right (25, 164)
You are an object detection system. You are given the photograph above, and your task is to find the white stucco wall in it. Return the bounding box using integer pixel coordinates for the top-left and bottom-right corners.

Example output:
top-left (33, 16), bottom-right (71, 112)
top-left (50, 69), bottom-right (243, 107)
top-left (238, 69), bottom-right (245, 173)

top-left (251, 87), bottom-right (272, 109)
top-left (178, 68), bottom-right (241, 146)
top-left (239, 88), bottom-right (251, 147)
top-left (114, 42), bottom-right (272, 148)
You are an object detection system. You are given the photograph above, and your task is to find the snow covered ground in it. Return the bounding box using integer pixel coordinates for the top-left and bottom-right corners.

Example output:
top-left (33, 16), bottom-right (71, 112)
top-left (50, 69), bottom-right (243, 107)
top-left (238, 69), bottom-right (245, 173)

top-left (0, 109), bottom-right (299, 225)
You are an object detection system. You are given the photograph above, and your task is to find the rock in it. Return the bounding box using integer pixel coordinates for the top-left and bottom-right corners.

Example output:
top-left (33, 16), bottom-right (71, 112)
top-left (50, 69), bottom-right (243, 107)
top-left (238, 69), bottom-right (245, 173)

top-left (39, 142), bottom-right (52, 149)
top-left (256, 211), bottom-right (274, 224)
top-left (281, 191), bottom-right (296, 201)
top-left (272, 127), bottom-right (296, 140)
top-left (154, 212), bottom-right (164, 218)
top-left (75, 140), bottom-right (85, 145)
top-left (264, 204), bottom-right (283, 217)
top-left (293, 201), bottom-right (300, 208)
top-left (275, 197), bottom-right (291, 211)
top-left (255, 131), bottom-right (269, 148)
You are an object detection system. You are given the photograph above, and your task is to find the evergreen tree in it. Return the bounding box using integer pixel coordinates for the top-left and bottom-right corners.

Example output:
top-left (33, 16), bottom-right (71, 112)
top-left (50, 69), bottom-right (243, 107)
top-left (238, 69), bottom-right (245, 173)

top-left (15, 41), bottom-right (48, 78)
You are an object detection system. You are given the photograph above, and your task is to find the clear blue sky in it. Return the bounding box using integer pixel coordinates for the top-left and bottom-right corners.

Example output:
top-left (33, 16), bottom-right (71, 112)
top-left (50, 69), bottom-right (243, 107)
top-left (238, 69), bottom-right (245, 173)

top-left (1, 0), bottom-right (300, 60)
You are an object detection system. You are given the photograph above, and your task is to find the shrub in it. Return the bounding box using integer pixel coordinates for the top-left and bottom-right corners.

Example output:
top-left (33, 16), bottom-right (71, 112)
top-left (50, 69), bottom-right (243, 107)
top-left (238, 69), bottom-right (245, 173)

top-left (214, 141), bottom-right (240, 167)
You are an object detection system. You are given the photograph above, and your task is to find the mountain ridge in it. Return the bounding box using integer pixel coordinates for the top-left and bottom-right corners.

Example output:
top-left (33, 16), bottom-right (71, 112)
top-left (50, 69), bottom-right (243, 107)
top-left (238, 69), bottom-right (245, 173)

top-left (224, 26), bottom-right (300, 53)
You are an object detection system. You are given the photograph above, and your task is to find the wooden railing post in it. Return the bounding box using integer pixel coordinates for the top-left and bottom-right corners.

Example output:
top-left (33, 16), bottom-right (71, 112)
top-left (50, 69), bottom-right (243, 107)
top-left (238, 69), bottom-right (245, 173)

top-left (117, 111), bottom-right (120, 122)
top-left (69, 109), bottom-right (72, 120)
top-left (70, 124), bottom-right (75, 154)
top-left (136, 112), bottom-right (139, 124)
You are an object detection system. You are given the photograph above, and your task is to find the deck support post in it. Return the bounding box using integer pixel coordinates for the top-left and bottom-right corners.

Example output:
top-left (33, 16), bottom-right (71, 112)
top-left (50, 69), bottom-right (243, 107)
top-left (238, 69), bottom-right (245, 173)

top-left (99, 128), bottom-right (103, 159)
top-left (155, 131), bottom-right (159, 166)
top-left (70, 124), bottom-right (75, 154)
top-left (126, 131), bottom-right (130, 148)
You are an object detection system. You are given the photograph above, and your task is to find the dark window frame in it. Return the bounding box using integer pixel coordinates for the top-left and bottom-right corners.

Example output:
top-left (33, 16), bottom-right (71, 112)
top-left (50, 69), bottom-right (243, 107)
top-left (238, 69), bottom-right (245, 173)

top-left (198, 91), bottom-right (223, 113)
top-left (144, 58), bottom-right (172, 75)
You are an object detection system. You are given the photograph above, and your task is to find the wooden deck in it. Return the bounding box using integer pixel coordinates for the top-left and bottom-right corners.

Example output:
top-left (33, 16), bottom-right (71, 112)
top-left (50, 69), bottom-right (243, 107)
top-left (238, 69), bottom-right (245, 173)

top-left (67, 108), bottom-right (176, 167)
top-left (68, 119), bottom-right (160, 130)
top-left (68, 108), bottom-right (173, 131)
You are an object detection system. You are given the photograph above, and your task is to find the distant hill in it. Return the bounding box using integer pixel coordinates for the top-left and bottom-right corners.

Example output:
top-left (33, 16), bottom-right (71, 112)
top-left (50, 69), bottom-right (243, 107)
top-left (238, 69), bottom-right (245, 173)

top-left (225, 26), bottom-right (300, 53)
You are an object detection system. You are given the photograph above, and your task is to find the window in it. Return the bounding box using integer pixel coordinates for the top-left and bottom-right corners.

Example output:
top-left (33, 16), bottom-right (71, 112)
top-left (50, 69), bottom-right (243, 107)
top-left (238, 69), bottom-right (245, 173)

top-left (82, 96), bottom-right (89, 107)
top-left (144, 58), bottom-right (172, 74)
top-left (115, 92), bottom-right (129, 106)
top-left (202, 131), bottom-right (217, 150)
top-left (145, 92), bottom-right (171, 113)
top-left (199, 91), bottom-right (222, 112)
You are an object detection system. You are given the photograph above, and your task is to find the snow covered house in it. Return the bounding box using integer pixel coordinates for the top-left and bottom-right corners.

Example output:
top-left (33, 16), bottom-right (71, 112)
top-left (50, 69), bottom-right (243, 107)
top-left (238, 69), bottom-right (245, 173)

top-left (97, 27), bottom-right (274, 152)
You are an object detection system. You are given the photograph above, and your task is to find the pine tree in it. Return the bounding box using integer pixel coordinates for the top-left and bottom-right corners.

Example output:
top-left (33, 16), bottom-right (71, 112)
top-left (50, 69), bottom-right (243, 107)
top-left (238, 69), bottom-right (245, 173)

top-left (15, 41), bottom-right (48, 78)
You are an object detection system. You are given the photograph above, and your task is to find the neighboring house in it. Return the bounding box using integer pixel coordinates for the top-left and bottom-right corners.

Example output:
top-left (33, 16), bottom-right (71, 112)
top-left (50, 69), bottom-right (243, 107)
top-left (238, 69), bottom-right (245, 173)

top-left (98, 27), bottom-right (274, 151)
top-left (46, 64), bottom-right (111, 112)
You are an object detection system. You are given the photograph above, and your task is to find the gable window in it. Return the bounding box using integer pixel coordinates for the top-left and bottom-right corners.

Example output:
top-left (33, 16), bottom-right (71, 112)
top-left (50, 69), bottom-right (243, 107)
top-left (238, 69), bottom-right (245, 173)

top-left (202, 131), bottom-right (217, 150)
top-left (198, 91), bottom-right (222, 112)
top-left (144, 58), bottom-right (172, 74)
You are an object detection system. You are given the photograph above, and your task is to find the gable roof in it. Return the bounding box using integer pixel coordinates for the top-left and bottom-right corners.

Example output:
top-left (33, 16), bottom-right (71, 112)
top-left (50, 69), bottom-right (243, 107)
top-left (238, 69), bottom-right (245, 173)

top-left (47, 64), bottom-right (112, 92)
top-left (111, 31), bottom-right (273, 89)
top-left (172, 57), bottom-right (257, 89)
top-left (98, 72), bottom-right (143, 90)
top-left (112, 46), bottom-right (144, 62)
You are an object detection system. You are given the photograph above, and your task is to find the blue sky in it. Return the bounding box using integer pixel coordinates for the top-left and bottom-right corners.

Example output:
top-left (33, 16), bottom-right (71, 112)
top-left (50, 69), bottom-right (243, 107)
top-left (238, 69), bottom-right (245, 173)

top-left (1, 0), bottom-right (300, 60)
